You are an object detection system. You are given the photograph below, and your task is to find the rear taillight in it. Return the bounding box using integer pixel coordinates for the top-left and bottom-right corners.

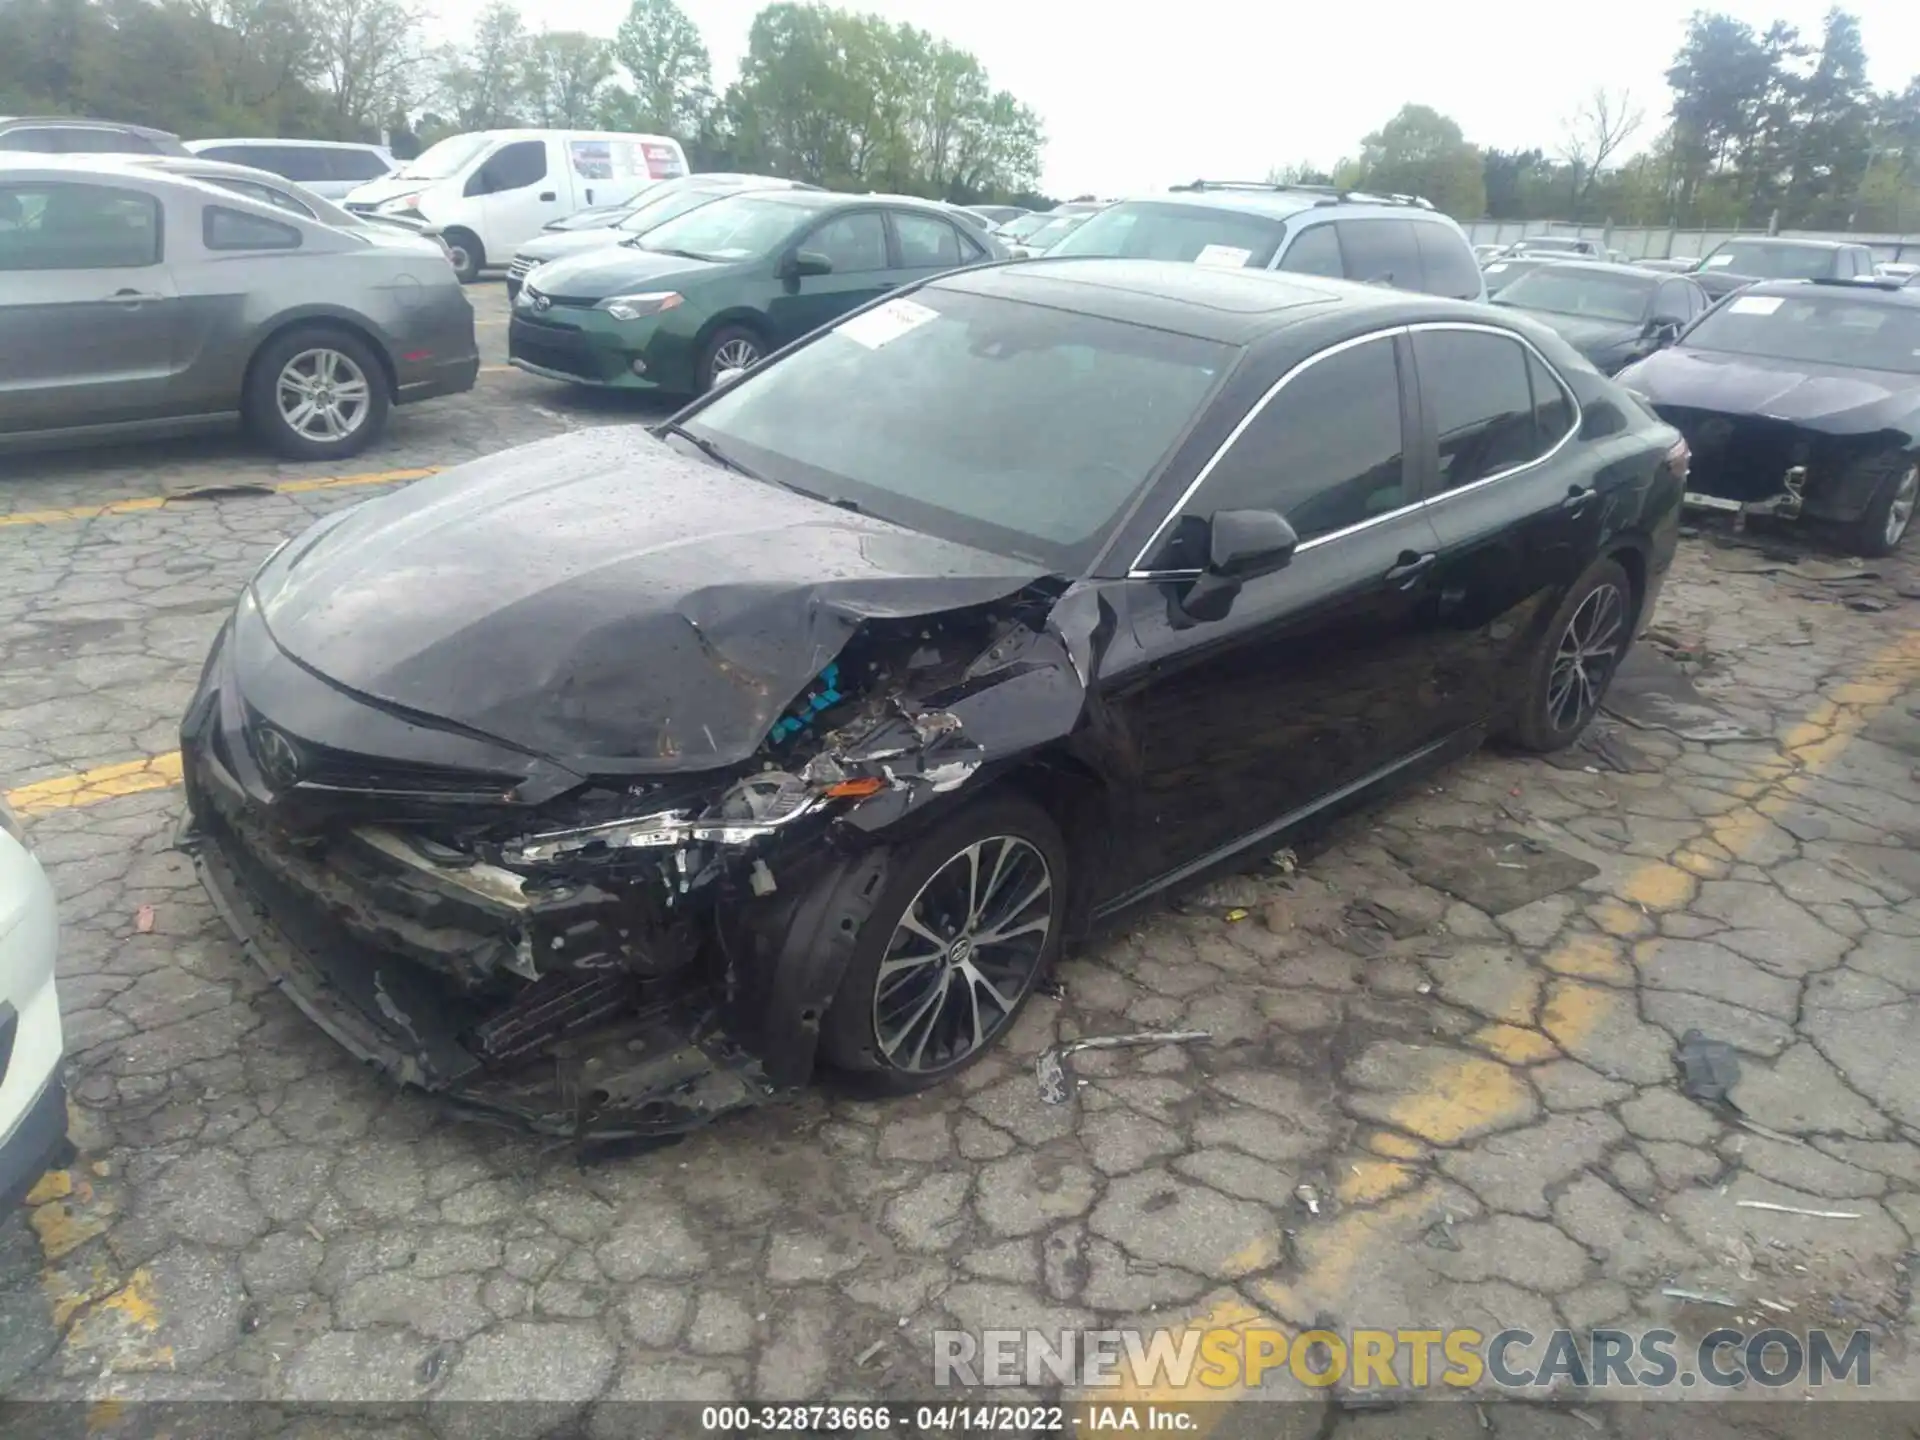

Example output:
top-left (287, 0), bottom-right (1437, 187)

top-left (1662, 437), bottom-right (1691, 484)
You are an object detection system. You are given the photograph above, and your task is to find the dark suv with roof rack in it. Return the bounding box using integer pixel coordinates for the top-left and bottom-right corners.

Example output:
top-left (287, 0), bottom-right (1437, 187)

top-left (1043, 179), bottom-right (1486, 302)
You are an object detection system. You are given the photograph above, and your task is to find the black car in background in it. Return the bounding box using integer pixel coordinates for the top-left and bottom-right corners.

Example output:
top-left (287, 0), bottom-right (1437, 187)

top-left (1691, 237), bottom-right (1880, 301)
top-left (1617, 278), bottom-right (1920, 555)
top-left (1493, 261), bottom-right (1712, 374)
top-left (1479, 255), bottom-right (1559, 297)
top-left (180, 260), bottom-right (1685, 1140)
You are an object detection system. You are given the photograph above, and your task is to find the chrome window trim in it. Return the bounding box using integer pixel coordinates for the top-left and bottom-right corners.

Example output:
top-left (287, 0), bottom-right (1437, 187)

top-left (1404, 321), bottom-right (1583, 506)
top-left (1126, 320), bottom-right (1587, 579)
top-left (1126, 326), bottom-right (1409, 577)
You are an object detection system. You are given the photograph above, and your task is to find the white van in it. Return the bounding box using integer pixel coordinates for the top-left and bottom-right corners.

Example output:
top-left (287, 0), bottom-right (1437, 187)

top-left (185, 138), bottom-right (395, 200)
top-left (343, 129), bottom-right (690, 282)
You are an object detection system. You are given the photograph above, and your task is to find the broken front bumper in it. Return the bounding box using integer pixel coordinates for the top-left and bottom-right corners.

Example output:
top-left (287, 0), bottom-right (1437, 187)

top-left (178, 734), bottom-right (784, 1141)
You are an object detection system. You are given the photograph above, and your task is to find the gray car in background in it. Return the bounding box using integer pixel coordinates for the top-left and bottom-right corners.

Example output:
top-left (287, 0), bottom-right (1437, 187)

top-left (0, 158), bottom-right (477, 461)
top-left (505, 172), bottom-right (816, 299)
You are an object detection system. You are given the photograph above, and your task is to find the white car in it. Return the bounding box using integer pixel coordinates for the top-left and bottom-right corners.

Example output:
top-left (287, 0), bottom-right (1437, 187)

top-left (0, 796), bottom-right (66, 1207)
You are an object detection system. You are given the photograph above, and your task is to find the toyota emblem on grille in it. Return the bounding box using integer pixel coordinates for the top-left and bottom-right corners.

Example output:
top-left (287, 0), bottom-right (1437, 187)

top-left (253, 726), bottom-right (301, 788)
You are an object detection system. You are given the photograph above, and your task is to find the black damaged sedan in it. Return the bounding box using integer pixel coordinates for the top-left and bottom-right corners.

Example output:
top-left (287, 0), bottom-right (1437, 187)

top-left (179, 259), bottom-right (1687, 1139)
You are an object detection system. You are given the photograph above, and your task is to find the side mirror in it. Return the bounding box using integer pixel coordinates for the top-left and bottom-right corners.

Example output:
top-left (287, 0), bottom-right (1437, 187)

top-left (784, 250), bottom-right (833, 279)
top-left (1646, 317), bottom-right (1683, 343)
top-left (1171, 509), bottom-right (1299, 628)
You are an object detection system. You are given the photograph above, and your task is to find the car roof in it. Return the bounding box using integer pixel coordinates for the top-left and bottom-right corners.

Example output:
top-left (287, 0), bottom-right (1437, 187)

top-left (1735, 277), bottom-right (1920, 305)
top-left (926, 257), bottom-right (1425, 344)
top-left (739, 189), bottom-right (966, 217)
top-left (0, 115), bottom-right (179, 139)
top-left (1714, 236), bottom-right (1855, 251)
top-left (1103, 184), bottom-right (1454, 226)
top-left (1517, 259), bottom-right (1666, 280)
top-left (188, 137), bottom-right (390, 152)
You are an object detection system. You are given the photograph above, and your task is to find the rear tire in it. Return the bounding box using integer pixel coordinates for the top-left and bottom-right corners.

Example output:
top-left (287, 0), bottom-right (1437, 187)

top-left (819, 795), bottom-right (1066, 1093)
top-left (443, 228), bottom-right (484, 285)
top-left (1510, 558), bottom-right (1635, 753)
top-left (245, 327), bottom-right (390, 462)
top-left (1842, 452), bottom-right (1917, 558)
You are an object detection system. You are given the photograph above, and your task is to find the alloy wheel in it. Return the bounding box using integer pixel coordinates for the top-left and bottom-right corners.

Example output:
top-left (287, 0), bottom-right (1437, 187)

top-left (710, 337), bottom-right (759, 386)
top-left (276, 348), bottom-right (372, 445)
top-left (1547, 582), bottom-right (1626, 733)
top-left (871, 835), bottom-right (1053, 1073)
top-left (1886, 465), bottom-right (1918, 549)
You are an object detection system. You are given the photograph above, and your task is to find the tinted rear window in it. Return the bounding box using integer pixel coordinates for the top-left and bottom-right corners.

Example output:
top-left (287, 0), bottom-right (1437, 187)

top-left (1412, 221), bottom-right (1482, 299)
top-left (1335, 219), bottom-right (1422, 289)
top-left (1683, 291), bottom-right (1920, 375)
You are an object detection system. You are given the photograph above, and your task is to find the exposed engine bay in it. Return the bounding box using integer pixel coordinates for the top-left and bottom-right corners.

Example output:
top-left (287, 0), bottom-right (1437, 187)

top-left (179, 578), bottom-right (1096, 1142)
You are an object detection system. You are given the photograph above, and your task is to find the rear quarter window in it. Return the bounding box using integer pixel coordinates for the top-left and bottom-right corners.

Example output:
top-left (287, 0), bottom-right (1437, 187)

top-left (1411, 220), bottom-right (1482, 299)
top-left (1335, 219), bottom-right (1423, 290)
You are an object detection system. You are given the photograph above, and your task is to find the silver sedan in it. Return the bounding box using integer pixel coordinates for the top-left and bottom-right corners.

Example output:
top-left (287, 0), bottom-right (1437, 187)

top-left (0, 157), bottom-right (478, 461)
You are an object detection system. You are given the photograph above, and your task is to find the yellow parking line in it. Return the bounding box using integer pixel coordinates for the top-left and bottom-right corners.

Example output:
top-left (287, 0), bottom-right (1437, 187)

top-left (1110, 625), bottom-right (1920, 1421)
top-left (6, 753), bottom-right (183, 817)
top-left (0, 467), bottom-right (438, 529)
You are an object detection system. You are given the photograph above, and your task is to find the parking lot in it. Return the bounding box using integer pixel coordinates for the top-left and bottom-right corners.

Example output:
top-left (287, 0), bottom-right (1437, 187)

top-left (3, 278), bottom-right (1920, 1432)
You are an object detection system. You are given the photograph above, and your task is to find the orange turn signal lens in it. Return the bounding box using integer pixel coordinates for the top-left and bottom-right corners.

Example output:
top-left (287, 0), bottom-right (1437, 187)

top-left (822, 777), bottom-right (886, 799)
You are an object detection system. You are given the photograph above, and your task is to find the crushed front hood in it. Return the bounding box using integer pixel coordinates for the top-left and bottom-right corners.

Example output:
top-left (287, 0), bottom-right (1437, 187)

top-left (1627, 347), bottom-right (1920, 431)
top-left (252, 428), bottom-right (1050, 774)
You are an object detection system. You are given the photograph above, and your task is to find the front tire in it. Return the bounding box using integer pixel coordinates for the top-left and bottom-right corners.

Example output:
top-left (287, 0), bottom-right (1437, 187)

top-left (819, 795), bottom-right (1066, 1091)
top-left (698, 324), bottom-right (763, 393)
top-left (443, 228), bottom-right (484, 285)
top-left (1510, 557), bottom-right (1634, 753)
top-left (1843, 452), bottom-right (1917, 558)
top-left (245, 328), bottom-right (390, 461)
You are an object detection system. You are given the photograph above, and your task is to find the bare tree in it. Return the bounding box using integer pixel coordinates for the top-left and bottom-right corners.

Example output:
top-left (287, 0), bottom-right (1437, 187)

top-left (1560, 87), bottom-right (1645, 205)
top-left (310, 0), bottom-right (432, 140)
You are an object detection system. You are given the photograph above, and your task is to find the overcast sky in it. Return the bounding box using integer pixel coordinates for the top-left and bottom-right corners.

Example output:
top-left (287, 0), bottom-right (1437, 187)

top-left (445, 0), bottom-right (1920, 196)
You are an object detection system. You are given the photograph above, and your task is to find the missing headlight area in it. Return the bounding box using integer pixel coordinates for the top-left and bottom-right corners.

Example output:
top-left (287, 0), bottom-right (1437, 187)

top-left (179, 583), bottom-right (1077, 1142)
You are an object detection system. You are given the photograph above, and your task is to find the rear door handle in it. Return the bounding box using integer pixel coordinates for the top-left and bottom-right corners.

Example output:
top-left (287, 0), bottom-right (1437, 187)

top-left (1562, 484), bottom-right (1596, 511)
top-left (1385, 550), bottom-right (1436, 587)
top-left (539, 191), bottom-right (557, 202)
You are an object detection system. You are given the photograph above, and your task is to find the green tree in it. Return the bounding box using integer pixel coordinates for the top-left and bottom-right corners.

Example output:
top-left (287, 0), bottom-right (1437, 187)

top-left (309, 0), bottom-right (430, 140)
top-left (611, 0), bottom-right (711, 135)
top-left (438, 0), bottom-right (532, 130)
top-left (524, 31), bottom-right (612, 127)
top-left (1786, 8), bottom-right (1874, 226)
top-left (1353, 104), bottom-right (1486, 217)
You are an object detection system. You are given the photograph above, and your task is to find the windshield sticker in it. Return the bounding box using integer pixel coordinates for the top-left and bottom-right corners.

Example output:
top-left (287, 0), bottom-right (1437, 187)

top-left (1486, 262), bottom-right (1509, 273)
top-left (1704, 254), bottom-right (1736, 267)
top-left (836, 297), bottom-right (940, 349)
top-left (1194, 244), bottom-right (1253, 269)
top-left (1728, 295), bottom-right (1784, 315)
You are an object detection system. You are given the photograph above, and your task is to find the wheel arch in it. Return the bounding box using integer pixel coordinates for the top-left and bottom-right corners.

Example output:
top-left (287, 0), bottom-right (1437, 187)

top-left (242, 311), bottom-right (400, 412)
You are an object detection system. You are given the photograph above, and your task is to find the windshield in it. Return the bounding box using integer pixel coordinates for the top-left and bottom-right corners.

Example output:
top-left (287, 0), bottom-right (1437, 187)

top-left (1701, 241), bottom-right (1842, 280)
top-left (396, 133), bottom-right (492, 181)
top-left (618, 186), bottom-right (741, 234)
top-left (1495, 267), bottom-right (1656, 324)
top-left (1020, 214), bottom-right (1089, 251)
top-left (681, 288), bottom-right (1233, 569)
top-left (1682, 291), bottom-right (1920, 374)
top-left (1049, 202), bottom-right (1284, 267)
top-left (1479, 258), bottom-right (1550, 295)
top-left (637, 193), bottom-right (805, 261)
top-left (550, 204), bottom-right (631, 232)
top-left (998, 212), bottom-right (1050, 242)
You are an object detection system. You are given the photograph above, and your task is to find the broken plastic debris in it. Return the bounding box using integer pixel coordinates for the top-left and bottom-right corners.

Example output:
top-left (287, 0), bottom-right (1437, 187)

top-left (1424, 1216), bottom-right (1461, 1251)
top-left (855, 1340), bottom-right (888, 1367)
top-left (1662, 1286), bottom-right (1738, 1308)
top-left (749, 859), bottom-right (777, 897)
top-left (1734, 1200), bottom-right (1860, 1220)
top-left (1676, 1029), bottom-right (1740, 1107)
top-left (135, 904), bottom-right (155, 933)
top-left (1294, 1183), bottom-right (1322, 1216)
top-left (1270, 848), bottom-right (1297, 873)
top-left (1035, 1029), bottom-right (1211, 1104)
top-left (1224, 907), bottom-right (1249, 922)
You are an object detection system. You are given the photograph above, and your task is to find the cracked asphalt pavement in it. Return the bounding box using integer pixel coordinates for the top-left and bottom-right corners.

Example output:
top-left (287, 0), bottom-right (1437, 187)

top-left (3, 282), bottom-right (1919, 1433)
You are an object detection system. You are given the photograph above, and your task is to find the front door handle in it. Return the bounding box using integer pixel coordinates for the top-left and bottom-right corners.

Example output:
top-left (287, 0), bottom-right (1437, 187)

top-left (539, 191), bottom-right (557, 202)
top-left (109, 288), bottom-right (164, 304)
top-left (1562, 484), bottom-right (1596, 511)
top-left (1385, 550), bottom-right (1436, 587)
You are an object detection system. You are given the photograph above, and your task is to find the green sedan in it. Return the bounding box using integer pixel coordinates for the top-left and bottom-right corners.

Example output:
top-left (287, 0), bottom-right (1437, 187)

top-left (508, 190), bottom-right (1009, 395)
